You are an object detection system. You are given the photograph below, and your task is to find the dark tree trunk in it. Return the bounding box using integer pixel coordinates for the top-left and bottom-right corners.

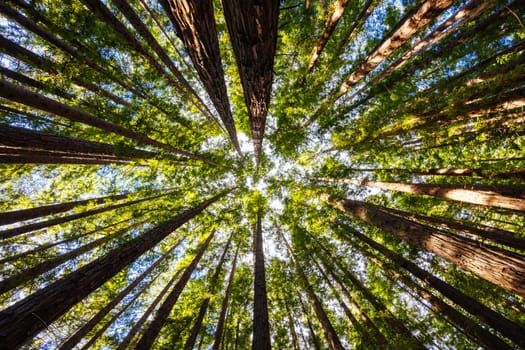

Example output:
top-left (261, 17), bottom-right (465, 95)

top-left (338, 224), bottom-right (525, 348)
top-left (58, 238), bottom-right (183, 350)
top-left (0, 191), bottom-right (226, 349)
top-left (161, 0), bottom-right (243, 158)
top-left (322, 193), bottom-right (525, 297)
top-left (220, 0), bottom-right (279, 164)
top-left (251, 211), bottom-right (271, 350)
top-left (134, 229), bottom-right (217, 349)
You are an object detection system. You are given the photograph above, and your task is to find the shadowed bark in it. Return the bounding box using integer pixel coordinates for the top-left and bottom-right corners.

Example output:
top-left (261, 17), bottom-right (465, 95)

top-left (221, 0), bottom-right (279, 164)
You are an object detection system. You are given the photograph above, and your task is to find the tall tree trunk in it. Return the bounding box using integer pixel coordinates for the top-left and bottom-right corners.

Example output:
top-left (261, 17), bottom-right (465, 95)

top-left (298, 295), bottom-right (322, 350)
top-left (337, 223), bottom-right (525, 348)
top-left (0, 79), bottom-right (219, 166)
top-left (307, 0), bottom-right (350, 72)
top-left (220, 0), bottom-right (279, 164)
top-left (212, 246), bottom-right (239, 350)
top-left (133, 229), bottom-right (216, 349)
top-left (251, 210), bottom-right (271, 350)
top-left (161, 0), bottom-right (243, 158)
top-left (184, 236), bottom-right (233, 350)
top-left (313, 177), bottom-right (525, 211)
top-left (282, 236), bottom-right (344, 350)
top-left (322, 193), bottom-right (525, 297)
top-left (338, 0), bottom-right (454, 96)
top-left (0, 191), bottom-right (226, 349)
top-left (283, 298), bottom-right (300, 350)
top-left (58, 238), bottom-right (183, 350)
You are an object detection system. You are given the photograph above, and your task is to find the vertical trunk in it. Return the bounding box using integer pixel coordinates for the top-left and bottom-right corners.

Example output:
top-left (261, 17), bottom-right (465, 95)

top-left (0, 192), bottom-right (225, 349)
top-left (282, 237), bottom-right (344, 350)
top-left (162, 0), bottom-right (243, 158)
top-left (338, 224), bottom-right (525, 348)
top-left (58, 238), bottom-right (183, 350)
top-left (298, 295), bottom-right (322, 350)
top-left (134, 229), bottom-right (216, 349)
top-left (251, 211), bottom-right (271, 350)
top-left (322, 193), bottom-right (525, 297)
top-left (313, 177), bottom-right (525, 211)
top-left (212, 246), bottom-right (239, 350)
top-left (184, 236), bottom-right (232, 350)
top-left (220, 0), bottom-right (279, 164)
top-left (283, 298), bottom-right (300, 350)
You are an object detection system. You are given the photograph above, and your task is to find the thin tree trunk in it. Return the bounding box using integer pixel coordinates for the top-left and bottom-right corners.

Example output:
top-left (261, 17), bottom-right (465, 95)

top-left (282, 236), bottom-right (344, 350)
top-left (337, 224), bottom-right (525, 348)
top-left (58, 238), bottom-right (183, 350)
top-left (322, 193), bottom-right (525, 297)
top-left (133, 229), bottom-right (216, 349)
top-left (298, 295), bottom-right (321, 350)
top-left (313, 177), bottom-right (525, 211)
top-left (0, 79), bottom-right (219, 166)
top-left (220, 0), bottom-right (279, 164)
top-left (0, 191), bottom-right (226, 349)
top-left (251, 210), bottom-right (271, 350)
top-left (283, 298), bottom-right (300, 350)
top-left (212, 246), bottom-right (239, 350)
top-left (161, 0), bottom-right (243, 158)
top-left (335, 0), bottom-right (379, 56)
top-left (184, 236), bottom-right (233, 350)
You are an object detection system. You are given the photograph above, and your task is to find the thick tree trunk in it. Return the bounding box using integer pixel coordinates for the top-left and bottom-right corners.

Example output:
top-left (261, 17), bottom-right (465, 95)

top-left (212, 246), bottom-right (239, 350)
top-left (162, 0), bottom-right (243, 158)
top-left (58, 238), bottom-right (183, 350)
top-left (283, 237), bottom-right (344, 350)
top-left (0, 79), bottom-right (219, 165)
top-left (338, 0), bottom-right (454, 96)
top-left (0, 192), bottom-right (225, 349)
top-left (322, 194), bottom-right (525, 298)
top-left (134, 229), bottom-right (216, 349)
top-left (313, 177), bottom-right (525, 211)
top-left (338, 224), bottom-right (525, 348)
top-left (251, 211), bottom-right (272, 350)
top-left (221, 0), bottom-right (279, 164)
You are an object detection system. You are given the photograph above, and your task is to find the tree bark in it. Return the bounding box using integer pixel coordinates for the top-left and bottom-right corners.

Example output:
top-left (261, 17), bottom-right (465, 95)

top-left (221, 0), bottom-right (279, 164)
top-left (251, 210), bottom-right (272, 350)
top-left (133, 229), bottom-right (216, 350)
top-left (313, 177), bottom-right (525, 211)
top-left (322, 193), bottom-right (525, 298)
top-left (337, 224), bottom-right (525, 348)
top-left (161, 0), bottom-right (243, 158)
top-left (0, 191), bottom-right (226, 349)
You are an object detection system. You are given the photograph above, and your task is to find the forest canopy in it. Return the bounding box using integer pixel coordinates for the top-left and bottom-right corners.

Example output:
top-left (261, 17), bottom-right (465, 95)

top-left (0, 0), bottom-right (524, 349)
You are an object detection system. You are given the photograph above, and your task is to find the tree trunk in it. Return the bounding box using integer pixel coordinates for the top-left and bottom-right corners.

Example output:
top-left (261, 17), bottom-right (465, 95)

top-left (298, 295), bottom-right (322, 350)
top-left (338, 0), bottom-right (454, 96)
top-left (212, 246), bottom-right (239, 350)
top-left (58, 238), bottom-right (183, 350)
top-left (313, 177), bottom-right (525, 211)
top-left (322, 193), bottom-right (525, 297)
top-left (220, 0), bottom-right (279, 164)
top-left (134, 229), bottom-right (216, 349)
top-left (184, 236), bottom-right (232, 350)
top-left (282, 236), bottom-right (344, 350)
top-left (0, 191), bottom-right (226, 349)
top-left (338, 224), bottom-right (525, 348)
top-left (161, 0), bottom-right (243, 158)
top-left (283, 298), bottom-right (300, 350)
top-left (0, 79), bottom-right (219, 165)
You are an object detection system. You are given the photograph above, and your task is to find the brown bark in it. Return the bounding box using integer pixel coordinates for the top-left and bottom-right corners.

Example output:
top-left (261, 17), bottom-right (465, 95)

top-left (282, 236), bottom-right (344, 350)
top-left (162, 0), bottom-right (243, 158)
top-left (307, 0), bottom-right (350, 72)
top-left (338, 0), bottom-right (454, 96)
top-left (0, 79), bottom-right (219, 165)
top-left (0, 191), bottom-right (167, 240)
top-left (312, 177), bottom-right (525, 211)
top-left (322, 193), bottom-right (525, 298)
top-left (212, 246), bottom-right (239, 350)
top-left (0, 191), bottom-right (226, 349)
top-left (184, 236), bottom-right (232, 350)
top-left (251, 211), bottom-right (272, 350)
top-left (337, 224), bottom-right (525, 348)
top-left (335, 0), bottom-right (379, 56)
top-left (59, 238), bottom-right (182, 350)
top-left (221, 0), bottom-right (279, 164)
top-left (133, 229), bottom-right (216, 350)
